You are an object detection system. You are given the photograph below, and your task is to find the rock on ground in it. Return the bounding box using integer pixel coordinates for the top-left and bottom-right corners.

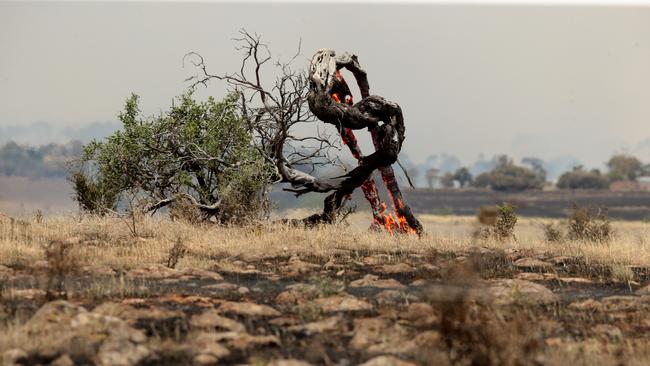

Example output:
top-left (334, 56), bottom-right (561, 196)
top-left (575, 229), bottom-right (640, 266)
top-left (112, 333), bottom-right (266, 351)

top-left (218, 301), bottom-right (281, 317)
top-left (17, 300), bottom-right (149, 366)
top-left (358, 355), bottom-right (418, 366)
top-left (314, 294), bottom-right (373, 313)
top-left (349, 274), bottom-right (405, 289)
top-left (479, 279), bottom-right (558, 305)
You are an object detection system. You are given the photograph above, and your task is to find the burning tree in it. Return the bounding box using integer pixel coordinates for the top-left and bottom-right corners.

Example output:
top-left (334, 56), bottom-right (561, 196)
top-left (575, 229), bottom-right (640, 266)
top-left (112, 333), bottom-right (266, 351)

top-left (185, 30), bottom-right (423, 235)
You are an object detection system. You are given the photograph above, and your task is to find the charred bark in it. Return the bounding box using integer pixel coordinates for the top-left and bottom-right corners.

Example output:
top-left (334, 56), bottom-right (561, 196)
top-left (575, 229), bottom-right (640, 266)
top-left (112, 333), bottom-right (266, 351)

top-left (303, 49), bottom-right (423, 235)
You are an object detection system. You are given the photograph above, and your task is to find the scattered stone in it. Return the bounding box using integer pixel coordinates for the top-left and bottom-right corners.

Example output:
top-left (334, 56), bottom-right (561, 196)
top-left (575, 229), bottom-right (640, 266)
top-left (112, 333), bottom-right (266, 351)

top-left (0, 264), bottom-right (13, 279)
top-left (31, 260), bottom-right (50, 272)
top-left (288, 315), bottom-right (344, 335)
top-left (51, 354), bottom-right (74, 366)
top-left (204, 282), bottom-right (239, 291)
top-left (93, 302), bottom-right (183, 326)
top-left (357, 356), bottom-right (418, 366)
top-left (268, 317), bottom-right (301, 326)
top-left (281, 255), bottom-right (320, 276)
top-left (568, 299), bottom-right (602, 311)
top-left (374, 290), bottom-right (418, 305)
top-left (515, 273), bottom-right (546, 281)
top-left (559, 277), bottom-right (593, 284)
top-left (421, 264), bottom-right (440, 273)
top-left (96, 337), bottom-right (151, 366)
top-left (126, 264), bottom-right (178, 279)
top-left (550, 256), bottom-right (573, 266)
top-left (349, 318), bottom-right (436, 356)
top-left (190, 309), bottom-right (245, 332)
top-left (514, 258), bottom-right (553, 270)
top-left (380, 263), bottom-right (415, 275)
top-left (591, 324), bottom-right (623, 341)
top-left (79, 264), bottom-right (116, 276)
top-left (191, 332), bottom-right (231, 361)
top-left (635, 284), bottom-right (650, 296)
top-left (157, 294), bottom-right (216, 307)
top-left (214, 261), bottom-right (263, 276)
top-left (545, 337), bottom-right (563, 346)
top-left (8, 288), bottom-right (46, 301)
top-left (481, 279), bottom-right (558, 305)
top-left (20, 300), bottom-right (149, 366)
top-left (275, 283), bottom-right (320, 305)
top-left (231, 334), bottom-right (281, 350)
top-left (218, 301), bottom-right (281, 317)
top-left (178, 268), bottom-right (224, 281)
top-left (600, 296), bottom-right (643, 311)
top-left (160, 278), bottom-right (180, 284)
top-left (409, 279), bottom-right (428, 287)
top-left (315, 294), bottom-right (373, 313)
top-left (268, 359), bottom-right (313, 366)
top-left (237, 286), bottom-right (250, 295)
top-left (362, 255), bottom-right (389, 265)
top-left (401, 303), bottom-right (437, 325)
top-left (350, 274), bottom-right (405, 289)
top-left (194, 354), bottom-right (218, 365)
top-left (324, 259), bottom-right (344, 271)
top-left (2, 349), bottom-right (27, 366)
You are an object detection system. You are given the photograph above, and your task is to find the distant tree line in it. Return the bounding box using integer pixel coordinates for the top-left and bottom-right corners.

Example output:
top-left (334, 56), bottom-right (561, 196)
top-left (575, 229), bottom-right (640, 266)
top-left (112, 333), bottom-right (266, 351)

top-left (0, 141), bottom-right (82, 179)
top-left (1, 138), bottom-right (649, 193)
top-left (400, 153), bottom-right (649, 192)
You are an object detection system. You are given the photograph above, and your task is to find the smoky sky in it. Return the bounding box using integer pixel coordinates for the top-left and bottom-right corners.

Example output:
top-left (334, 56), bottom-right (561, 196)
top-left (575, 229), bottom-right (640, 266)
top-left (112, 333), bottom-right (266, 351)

top-left (1, 2), bottom-right (649, 168)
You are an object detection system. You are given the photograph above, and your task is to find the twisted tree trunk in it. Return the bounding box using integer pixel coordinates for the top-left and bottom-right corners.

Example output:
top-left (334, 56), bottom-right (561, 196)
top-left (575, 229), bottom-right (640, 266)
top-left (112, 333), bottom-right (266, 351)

top-left (303, 49), bottom-right (423, 235)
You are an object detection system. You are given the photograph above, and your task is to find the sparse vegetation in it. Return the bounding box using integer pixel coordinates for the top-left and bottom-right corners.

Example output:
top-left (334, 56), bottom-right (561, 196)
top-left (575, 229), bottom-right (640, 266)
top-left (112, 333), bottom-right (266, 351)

top-left (567, 203), bottom-right (613, 243)
top-left (44, 239), bottom-right (78, 300)
top-left (543, 222), bottom-right (563, 242)
top-left (475, 203), bottom-right (518, 241)
top-left (166, 237), bottom-right (187, 269)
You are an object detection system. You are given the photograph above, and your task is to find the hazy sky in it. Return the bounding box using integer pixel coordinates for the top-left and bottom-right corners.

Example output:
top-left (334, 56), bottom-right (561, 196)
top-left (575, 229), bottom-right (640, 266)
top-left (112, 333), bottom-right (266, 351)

top-left (1, 1), bottom-right (649, 168)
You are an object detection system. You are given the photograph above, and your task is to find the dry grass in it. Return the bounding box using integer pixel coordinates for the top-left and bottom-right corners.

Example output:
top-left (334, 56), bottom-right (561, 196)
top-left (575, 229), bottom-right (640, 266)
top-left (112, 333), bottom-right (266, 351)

top-left (1, 212), bottom-right (650, 271)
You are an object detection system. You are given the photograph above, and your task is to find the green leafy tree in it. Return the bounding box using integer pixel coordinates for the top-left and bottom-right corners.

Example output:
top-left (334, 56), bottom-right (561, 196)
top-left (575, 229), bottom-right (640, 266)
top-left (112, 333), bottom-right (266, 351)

top-left (557, 166), bottom-right (609, 190)
top-left (71, 92), bottom-right (274, 224)
top-left (452, 167), bottom-right (473, 187)
top-left (607, 154), bottom-right (643, 182)
top-left (472, 172), bottom-right (491, 189)
top-left (471, 155), bottom-right (544, 192)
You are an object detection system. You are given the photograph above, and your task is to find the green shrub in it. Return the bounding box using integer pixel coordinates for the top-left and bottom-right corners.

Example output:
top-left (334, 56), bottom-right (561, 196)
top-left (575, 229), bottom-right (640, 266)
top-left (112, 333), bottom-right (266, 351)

top-left (71, 92), bottom-right (274, 224)
top-left (69, 171), bottom-right (119, 215)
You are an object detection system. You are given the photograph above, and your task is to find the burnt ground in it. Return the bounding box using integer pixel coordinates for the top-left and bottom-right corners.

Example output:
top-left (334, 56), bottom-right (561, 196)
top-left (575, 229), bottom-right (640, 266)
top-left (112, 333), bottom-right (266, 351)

top-left (2, 247), bottom-right (650, 365)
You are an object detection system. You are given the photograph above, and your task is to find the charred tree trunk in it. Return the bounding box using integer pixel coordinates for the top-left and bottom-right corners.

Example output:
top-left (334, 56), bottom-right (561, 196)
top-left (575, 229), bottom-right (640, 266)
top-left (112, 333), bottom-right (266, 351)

top-left (303, 49), bottom-right (423, 235)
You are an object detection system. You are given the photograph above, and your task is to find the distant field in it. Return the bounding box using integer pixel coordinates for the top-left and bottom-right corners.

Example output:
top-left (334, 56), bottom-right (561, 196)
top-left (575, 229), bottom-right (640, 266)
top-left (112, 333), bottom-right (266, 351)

top-left (404, 189), bottom-right (650, 221)
top-left (0, 176), bottom-right (75, 216)
top-left (2, 176), bottom-right (650, 223)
